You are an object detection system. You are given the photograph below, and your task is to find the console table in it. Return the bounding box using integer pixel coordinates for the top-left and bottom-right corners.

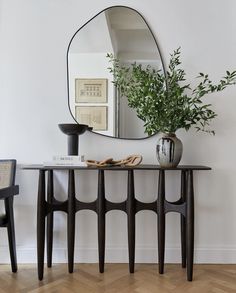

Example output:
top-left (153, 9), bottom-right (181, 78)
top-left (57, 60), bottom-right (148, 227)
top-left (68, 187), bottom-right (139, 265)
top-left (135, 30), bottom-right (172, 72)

top-left (23, 164), bottom-right (211, 281)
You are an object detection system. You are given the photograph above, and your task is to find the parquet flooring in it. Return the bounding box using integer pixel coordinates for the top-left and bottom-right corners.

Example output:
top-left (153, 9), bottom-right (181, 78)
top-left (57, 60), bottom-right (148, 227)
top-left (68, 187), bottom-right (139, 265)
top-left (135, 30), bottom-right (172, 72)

top-left (0, 264), bottom-right (235, 293)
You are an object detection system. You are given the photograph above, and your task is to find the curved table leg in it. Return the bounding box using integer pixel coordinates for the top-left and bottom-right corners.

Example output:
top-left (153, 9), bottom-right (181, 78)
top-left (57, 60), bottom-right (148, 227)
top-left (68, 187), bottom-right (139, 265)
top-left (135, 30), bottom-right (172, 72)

top-left (37, 170), bottom-right (46, 281)
top-left (186, 170), bottom-right (194, 281)
top-left (97, 170), bottom-right (105, 273)
top-left (127, 170), bottom-right (135, 273)
top-left (68, 170), bottom-right (76, 273)
top-left (157, 170), bottom-right (165, 274)
top-left (47, 170), bottom-right (54, 268)
top-left (180, 170), bottom-right (187, 268)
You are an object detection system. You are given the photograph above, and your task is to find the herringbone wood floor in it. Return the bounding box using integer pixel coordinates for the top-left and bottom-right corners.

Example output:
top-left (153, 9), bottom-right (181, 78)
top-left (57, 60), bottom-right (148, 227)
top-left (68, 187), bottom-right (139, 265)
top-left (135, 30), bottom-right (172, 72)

top-left (0, 264), bottom-right (235, 293)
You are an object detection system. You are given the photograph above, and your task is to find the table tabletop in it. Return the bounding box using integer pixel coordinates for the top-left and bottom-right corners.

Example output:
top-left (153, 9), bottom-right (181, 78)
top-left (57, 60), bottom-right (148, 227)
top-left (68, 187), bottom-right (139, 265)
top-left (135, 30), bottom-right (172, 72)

top-left (21, 164), bottom-right (211, 171)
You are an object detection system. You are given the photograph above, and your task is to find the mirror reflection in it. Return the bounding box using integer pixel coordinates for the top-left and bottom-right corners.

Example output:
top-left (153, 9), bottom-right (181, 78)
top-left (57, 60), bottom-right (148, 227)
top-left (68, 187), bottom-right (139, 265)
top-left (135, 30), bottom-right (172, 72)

top-left (67, 6), bottom-right (165, 139)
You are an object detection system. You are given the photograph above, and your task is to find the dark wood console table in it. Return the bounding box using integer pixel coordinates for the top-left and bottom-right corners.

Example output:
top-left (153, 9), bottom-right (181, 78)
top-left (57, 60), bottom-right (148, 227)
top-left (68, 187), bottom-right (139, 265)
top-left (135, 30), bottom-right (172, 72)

top-left (23, 164), bottom-right (211, 281)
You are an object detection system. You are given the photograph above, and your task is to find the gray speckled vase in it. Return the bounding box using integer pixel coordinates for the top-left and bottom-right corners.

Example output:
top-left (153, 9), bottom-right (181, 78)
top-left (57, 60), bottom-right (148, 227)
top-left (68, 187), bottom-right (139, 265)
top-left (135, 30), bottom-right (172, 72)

top-left (156, 133), bottom-right (183, 167)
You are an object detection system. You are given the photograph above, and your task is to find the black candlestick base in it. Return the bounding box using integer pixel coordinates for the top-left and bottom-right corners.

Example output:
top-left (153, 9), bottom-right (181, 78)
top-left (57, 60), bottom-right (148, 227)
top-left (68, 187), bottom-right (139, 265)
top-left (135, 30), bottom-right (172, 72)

top-left (58, 124), bottom-right (91, 155)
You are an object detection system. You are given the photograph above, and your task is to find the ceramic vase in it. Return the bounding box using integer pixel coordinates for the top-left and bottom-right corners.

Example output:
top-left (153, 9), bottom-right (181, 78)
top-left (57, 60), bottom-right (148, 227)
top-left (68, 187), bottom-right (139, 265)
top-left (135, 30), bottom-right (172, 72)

top-left (156, 133), bottom-right (183, 167)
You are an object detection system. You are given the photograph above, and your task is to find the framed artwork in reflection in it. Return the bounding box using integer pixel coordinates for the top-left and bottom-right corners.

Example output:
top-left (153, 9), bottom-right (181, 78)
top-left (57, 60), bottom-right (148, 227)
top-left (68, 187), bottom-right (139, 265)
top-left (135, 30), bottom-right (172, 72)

top-left (75, 106), bottom-right (108, 131)
top-left (75, 78), bottom-right (107, 103)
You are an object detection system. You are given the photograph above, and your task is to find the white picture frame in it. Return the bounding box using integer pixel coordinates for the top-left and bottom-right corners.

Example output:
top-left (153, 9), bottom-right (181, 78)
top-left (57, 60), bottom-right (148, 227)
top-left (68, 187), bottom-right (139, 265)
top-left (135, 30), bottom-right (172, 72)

top-left (75, 78), bottom-right (107, 103)
top-left (75, 106), bottom-right (108, 131)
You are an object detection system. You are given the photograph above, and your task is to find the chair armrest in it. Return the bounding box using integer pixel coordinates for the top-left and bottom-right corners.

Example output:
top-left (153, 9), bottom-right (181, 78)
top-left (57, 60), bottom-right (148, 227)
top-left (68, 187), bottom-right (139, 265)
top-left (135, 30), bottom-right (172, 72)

top-left (0, 185), bottom-right (19, 199)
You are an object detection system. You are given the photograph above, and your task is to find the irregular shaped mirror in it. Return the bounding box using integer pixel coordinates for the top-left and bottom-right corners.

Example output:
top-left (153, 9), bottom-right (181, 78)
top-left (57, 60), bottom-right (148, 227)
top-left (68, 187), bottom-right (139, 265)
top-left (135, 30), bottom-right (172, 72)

top-left (67, 6), bottom-right (166, 139)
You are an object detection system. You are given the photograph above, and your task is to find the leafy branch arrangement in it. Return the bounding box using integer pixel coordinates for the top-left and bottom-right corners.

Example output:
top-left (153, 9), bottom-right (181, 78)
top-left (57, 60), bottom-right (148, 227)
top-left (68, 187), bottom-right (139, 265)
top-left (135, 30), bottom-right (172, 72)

top-left (107, 48), bottom-right (236, 135)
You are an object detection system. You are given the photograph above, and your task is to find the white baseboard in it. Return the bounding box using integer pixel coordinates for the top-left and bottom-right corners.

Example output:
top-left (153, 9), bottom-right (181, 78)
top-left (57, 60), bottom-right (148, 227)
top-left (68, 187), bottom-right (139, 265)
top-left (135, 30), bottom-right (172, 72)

top-left (0, 246), bottom-right (236, 264)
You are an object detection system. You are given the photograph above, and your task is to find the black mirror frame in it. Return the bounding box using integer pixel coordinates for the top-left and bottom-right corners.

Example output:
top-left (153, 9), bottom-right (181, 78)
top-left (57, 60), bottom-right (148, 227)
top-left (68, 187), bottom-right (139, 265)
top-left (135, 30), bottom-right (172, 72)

top-left (66, 5), bottom-right (167, 140)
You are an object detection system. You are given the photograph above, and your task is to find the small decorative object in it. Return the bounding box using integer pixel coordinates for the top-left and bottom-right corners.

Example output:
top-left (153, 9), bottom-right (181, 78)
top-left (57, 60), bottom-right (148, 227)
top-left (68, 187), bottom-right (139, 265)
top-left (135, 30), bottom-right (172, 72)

top-left (86, 154), bottom-right (142, 167)
top-left (75, 78), bottom-right (107, 103)
top-left (107, 48), bottom-right (236, 167)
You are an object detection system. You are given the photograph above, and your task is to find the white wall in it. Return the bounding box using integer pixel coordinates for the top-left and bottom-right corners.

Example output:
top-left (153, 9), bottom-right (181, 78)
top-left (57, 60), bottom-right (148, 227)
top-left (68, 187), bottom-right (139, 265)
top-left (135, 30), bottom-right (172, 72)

top-left (0, 0), bottom-right (236, 264)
